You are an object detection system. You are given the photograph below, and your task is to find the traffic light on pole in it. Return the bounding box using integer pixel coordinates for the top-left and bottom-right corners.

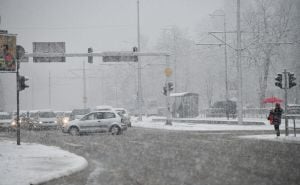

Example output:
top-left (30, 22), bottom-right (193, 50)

top-left (288, 73), bottom-right (296, 89)
top-left (163, 86), bottom-right (167, 96)
top-left (168, 82), bottom-right (174, 91)
top-left (18, 75), bottom-right (29, 91)
top-left (88, 47), bottom-right (93, 63)
top-left (275, 74), bottom-right (283, 89)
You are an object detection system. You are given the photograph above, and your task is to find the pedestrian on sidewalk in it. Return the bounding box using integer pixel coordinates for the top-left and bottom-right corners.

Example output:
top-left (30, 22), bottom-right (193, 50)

top-left (272, 103), bottom-right (283, 137)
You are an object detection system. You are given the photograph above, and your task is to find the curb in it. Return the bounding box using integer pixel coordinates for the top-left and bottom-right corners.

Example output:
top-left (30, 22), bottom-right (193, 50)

top-left (152, 118), bottom-right (265, 125)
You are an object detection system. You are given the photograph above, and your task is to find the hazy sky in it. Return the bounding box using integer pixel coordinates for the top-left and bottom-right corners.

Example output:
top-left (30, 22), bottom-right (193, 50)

top-left (0, 0), bottom-right (224, 52)
top-left (0, 0), bottom-right (226, 111)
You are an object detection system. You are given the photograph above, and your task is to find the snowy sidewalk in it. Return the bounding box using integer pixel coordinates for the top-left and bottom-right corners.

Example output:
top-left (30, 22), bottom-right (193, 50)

top-left (0, 140), bottom-right (88, 185)
top-left (133, 116), bottom-right (300, 132)
top-left (239, 134), bottom-right (300, 144)
top-left (133, 117), bottom-right (274, 131)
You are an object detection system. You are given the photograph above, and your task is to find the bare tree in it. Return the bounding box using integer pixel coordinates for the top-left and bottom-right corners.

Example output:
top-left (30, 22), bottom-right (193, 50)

top-left (243, 0), bottom-right (296, 107)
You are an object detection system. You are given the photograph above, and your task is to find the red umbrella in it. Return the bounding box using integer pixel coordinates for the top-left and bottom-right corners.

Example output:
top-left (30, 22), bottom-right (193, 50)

top-left (263, 96), bottom-right (283, 104)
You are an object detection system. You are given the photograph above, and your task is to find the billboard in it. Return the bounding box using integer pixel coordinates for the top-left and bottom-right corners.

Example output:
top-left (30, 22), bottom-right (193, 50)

top-left (33, 42), bottom-right (65, 62)
top-left (0, 33), bottom-right (16, 72)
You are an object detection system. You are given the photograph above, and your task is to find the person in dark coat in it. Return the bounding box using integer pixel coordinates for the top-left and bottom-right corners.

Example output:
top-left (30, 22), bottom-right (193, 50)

top-left (272, 103), bottom-right (283, 136)
top-left (267, 109), bottom-right (274, 125)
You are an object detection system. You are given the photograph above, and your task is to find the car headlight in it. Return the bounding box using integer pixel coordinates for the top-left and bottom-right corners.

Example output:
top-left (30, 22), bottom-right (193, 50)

top-left (39, 121), bottom-right (43, 124)
top-left (62, 117), bottom-right (69, 124)
top-left (11, 121), bottom-right (16, 126)
top-left (54, 120), bottom-right (57, 124)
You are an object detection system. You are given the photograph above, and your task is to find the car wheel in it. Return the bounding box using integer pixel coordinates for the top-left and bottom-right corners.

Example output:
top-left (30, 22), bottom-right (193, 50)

top-left (110, 125), bottom-right (121, 135)
top-left (69, 127), bottom-right (79, 136)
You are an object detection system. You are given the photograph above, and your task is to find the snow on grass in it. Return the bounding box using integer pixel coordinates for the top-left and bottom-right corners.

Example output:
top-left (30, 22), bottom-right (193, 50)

top-left (0, 140), bottom-right (88, 185)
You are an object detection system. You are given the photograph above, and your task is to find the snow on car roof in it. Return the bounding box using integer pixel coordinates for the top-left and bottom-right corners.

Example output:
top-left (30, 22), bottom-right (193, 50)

top-left (95, 105), bottom-right (113, 110)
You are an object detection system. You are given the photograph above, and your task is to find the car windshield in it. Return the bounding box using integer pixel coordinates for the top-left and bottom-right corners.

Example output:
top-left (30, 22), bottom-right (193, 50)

top-left (72, 109), bottom-right (89, 115)
top-left (116, 110), bottom-right (126, 114)
top-left (0, 114), bottom-right (12, 120)
top-left (39, 112), bottom-right (56, 118)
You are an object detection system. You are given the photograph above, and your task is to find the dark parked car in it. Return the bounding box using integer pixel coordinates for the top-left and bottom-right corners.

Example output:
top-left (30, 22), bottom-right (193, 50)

top-left (206, 100), bottom-right (237, 118)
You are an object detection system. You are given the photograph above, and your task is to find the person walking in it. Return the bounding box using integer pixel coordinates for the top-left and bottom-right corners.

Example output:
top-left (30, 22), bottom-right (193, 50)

top-left (272, 103), bottom-right (283, 137)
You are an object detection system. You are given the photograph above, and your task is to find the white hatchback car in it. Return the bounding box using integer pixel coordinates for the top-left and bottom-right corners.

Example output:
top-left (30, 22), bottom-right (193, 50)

top-left (62, 110), bottom-right (127, 136)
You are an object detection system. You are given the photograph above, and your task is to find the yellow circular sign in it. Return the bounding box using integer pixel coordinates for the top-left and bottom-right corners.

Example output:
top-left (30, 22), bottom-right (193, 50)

top-left (164, 67), bottom-right (172, 77)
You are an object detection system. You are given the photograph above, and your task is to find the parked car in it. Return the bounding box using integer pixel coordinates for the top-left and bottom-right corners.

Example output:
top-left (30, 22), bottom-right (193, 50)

top-left (62, 110), bottom-right (127, 136)
top-left (0, 112), bottom-right (13, 130)
top-left (114, 108), bottom-right (132, 127)
top-left (206, 100), bottom-right (237, 118)
top-left (69, 108), bottom-right (91, 121)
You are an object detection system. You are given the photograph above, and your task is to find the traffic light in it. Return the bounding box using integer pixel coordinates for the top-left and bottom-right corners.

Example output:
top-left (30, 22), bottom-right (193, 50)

top-left (133, 46), bottom-right (138, 52)
top-left (163, 86), bottom-right (167, 96)
top-left (88, 47), bottom-right (93, 63)
top-left (275, 74), bottom-right (283, 89)
top-left (168, 82), bottom-right (174, 91)
top-left (288, 73), bottom-right (296, 89)
top-left (18, 75), bottom-right (29, 91)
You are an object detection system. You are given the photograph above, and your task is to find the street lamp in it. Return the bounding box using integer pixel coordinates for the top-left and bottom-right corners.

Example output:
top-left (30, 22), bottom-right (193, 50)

top-left (210, 10), bottom-right (230, 120)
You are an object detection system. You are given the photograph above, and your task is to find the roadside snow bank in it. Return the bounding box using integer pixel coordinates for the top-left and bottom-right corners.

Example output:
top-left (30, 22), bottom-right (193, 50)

top-left (0, 140), bottom-right (88, 185)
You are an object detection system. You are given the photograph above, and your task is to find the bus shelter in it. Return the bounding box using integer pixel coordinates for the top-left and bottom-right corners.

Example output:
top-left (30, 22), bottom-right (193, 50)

top-left (170, 92), bottom-right (199, 118)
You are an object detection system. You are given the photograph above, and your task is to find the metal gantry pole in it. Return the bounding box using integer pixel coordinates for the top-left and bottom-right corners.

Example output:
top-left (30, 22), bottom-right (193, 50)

top-left (48, 72), bottom-right (51, 108)
top-left (16, 59), bottom-right (20, 145)
top-left (83, 60), bottom-right (87, 109)
top-left (284, 69), bottom-right (289, 136)
top-left (166, 55), bottom-right (172, 125)
top-left (236, 0), bottom-right (243, 125)
top-left (137, 0), bottom-right (143, 121)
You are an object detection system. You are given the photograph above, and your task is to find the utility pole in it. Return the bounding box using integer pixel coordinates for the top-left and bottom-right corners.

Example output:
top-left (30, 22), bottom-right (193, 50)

top-left (223, 13), bottom-right (229, 120)
top-left (208, 10), bottom-right (230, 120)
top-left (137, 0), bottom-right (143, 121)
top-left (236, 0), bottom-right (243, 125)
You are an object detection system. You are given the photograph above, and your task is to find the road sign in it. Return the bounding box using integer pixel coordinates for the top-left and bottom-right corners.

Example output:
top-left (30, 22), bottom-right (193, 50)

top-left (33, 42), bottom-right (65, 62)
top-left (0, 33), bottom-right (17, 72)
top-left (103, 55), bottom-right (138, 62)
top-left (164, 67), bottom-right (172, 77)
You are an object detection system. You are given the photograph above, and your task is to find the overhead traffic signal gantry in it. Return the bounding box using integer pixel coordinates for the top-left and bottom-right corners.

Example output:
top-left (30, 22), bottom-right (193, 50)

top-left (275, 73), bottom-right (283, 89)
top-left (288, 72), bottom-right (297, 89)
